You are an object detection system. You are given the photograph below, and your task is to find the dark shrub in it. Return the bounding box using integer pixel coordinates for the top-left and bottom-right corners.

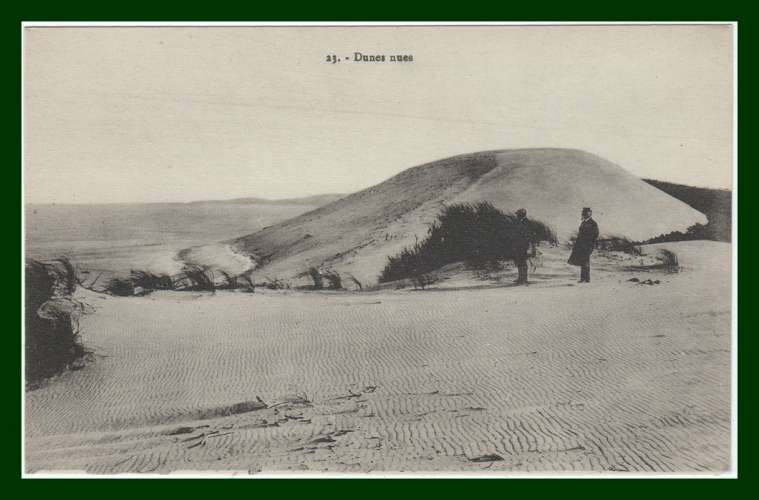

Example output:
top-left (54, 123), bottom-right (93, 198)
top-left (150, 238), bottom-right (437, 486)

top-left (262, 276), bottom-right (288, 290)
top-left (50, 257), bottom-right (79, 295)
top-left (26, 260), bottom-right (55, 312)
top-left (322, 270), bottom-right (342, 290)
top-left (106, 277), bottom-right (135, 296)
top-left (379, 202), bottom-right (557, 283)
top-left (25, 259), bottom-right (87, 386)
top-left (656, 248), bottom-right (679, 269)
top-left (106, 267), bottom-right (256, 294)
top-left (129, 270), bottom-right (173, 291)
top-left (411, 274), bottom-right (436, 290)
top-left (639, 222), bottom-right (724, 245)
top-left (596, 236), bottom-right (642, 255)
top-left (643, 179), bottom-right (731, 242)
top-left (215, 270), bottom-right (254, 292)
top-left (106, 271), bottom-right (173, 295)
top-left (237, 272), bottom-right (256, 292)
top-left (218, 270), bottom-right (237, 289)
top-left (307, 267), bottom-right (323, 290)
top-left (181, 265), bottom-right (216, 291)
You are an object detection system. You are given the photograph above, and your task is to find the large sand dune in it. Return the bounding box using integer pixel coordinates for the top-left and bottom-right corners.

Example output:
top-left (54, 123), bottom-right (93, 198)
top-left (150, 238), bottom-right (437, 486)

top-left (25, 241), bottom-right (731, 474)
top-left (205, 149), bottom-right (706, 288)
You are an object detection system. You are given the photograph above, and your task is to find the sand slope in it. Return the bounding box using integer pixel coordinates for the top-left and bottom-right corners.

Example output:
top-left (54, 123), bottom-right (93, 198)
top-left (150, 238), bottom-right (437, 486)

top-left (211, 149), bottom-right (706, 287)
top-left (25, 241), bottom-right (731, 474)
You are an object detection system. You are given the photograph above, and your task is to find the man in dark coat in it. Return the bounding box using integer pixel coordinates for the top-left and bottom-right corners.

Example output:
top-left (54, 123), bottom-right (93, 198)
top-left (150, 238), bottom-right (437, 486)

top-left (513, 208), bottom-right (536, 285)
top-left (568, 207), bottom-right (599, 283)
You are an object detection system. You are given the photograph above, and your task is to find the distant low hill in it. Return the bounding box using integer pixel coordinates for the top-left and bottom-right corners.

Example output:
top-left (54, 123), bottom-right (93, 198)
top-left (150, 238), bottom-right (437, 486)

top-left (190, 148), bottom-right (706, 288)
top-left (189, 194), bottom-right (346, 206)
top-left (642, 179), bottom-right (731, 242)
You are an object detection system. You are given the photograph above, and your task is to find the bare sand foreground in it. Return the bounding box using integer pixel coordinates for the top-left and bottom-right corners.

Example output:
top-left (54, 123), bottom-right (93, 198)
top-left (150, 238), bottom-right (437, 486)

top-left (25, 241), bottom-right (732, 475)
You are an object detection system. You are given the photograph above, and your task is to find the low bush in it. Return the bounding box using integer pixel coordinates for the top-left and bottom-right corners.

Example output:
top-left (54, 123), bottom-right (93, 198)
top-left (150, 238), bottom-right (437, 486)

top-left (235, 272), bottom-right (256, 292)
top-left (181, 265), bottom-right (216, 292)
top-left (50, 257), bottom-right (79, 294)
top-left (262, 276), bottom-right (288, 290)
top-left (218, 270), bottom-right (238, 289)
top-left (639, 222), bottom-right (725, 245)
top-left (379, 202), bottom-right (557, 283)
top-left (306, 267), bottom-right (324, 290)
top-left (106, 266), bottom-right (220, 295)
top-left (656, 248), bottom-right (679, 269)
top-left (322, 270), bottom-right (342, 290)
top-left (129, 270), bottom-right (173, 291)
top-left (643, 179), bottom-right (731, 242)
top-left (596, 236), bottom-right (642, 255)
top-left (25, 259), bottom-right (88, 386)
top-left (106, 277), bottom-right (136, 296)
top-left (411, 273), bottom-right (437, 290)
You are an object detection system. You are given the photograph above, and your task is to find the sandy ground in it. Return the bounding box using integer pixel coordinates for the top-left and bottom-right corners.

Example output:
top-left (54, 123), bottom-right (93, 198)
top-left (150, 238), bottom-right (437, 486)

top-left (180, 243), bottom-right (257, 278)
top-left (25, 241), bottom-right (732, 475)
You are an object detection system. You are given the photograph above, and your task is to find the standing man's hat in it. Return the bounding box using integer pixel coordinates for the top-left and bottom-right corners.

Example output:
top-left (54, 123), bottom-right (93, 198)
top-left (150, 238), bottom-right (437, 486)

top-left (582, 207), bottom-right (592, 215)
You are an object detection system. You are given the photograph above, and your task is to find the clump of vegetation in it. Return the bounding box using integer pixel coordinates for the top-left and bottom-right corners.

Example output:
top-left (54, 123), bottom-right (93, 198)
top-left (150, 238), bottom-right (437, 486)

top-left (129, 270), bottom-right (173, 291)
top-left (378, 202), bottom-right (557, 283)
top-left (655, 248), bottom-right (679, 269)
top-left (236, 272), bottom-right (256, 292)
top-left (638, 223), bottom-right (724, 245)
top-left (218, 270), bottom-right (238, 289)
top-left (299, 267), bottom-right (343, 291)
top-left (25, 259), bottom-right (89, 386)
top-left (596, 236), bottom-right (642, 256)
top-left (180, 265), bottom-right (216, 292)
top-left (322, 270), bottom-right (342, 290)
top-left (106, 277), bottom-right (136, 296)
top-left (215, 271), bottom-right (255, 292)
top-left (262, 276), bottom-right (289, 290)
top-left (306, 267), bottom-right (324, 290)
top-left (49, 257), bottom-right (79, 294)
top-left (105, 265), bottom-right (231, 295)
top-left (643, 179), bottom-right (731, 242)
top-left (344, 273), bottom-right (363, 291)
top-left (106, 271), bottom-right (173, 296)
top-left (411, 273), bottom-right (437, 290)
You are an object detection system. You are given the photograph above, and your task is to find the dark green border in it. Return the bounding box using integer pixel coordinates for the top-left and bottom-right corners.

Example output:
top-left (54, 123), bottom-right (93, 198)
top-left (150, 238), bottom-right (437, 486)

top-left (5, 2), bottom-right (753, 492)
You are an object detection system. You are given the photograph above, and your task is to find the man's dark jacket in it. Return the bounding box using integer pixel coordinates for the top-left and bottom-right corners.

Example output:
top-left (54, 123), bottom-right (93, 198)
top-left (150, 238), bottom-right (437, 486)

top-left (568, 217), bottom-right (599, 266)
top-left (514, 217), bottom-right (532, 256)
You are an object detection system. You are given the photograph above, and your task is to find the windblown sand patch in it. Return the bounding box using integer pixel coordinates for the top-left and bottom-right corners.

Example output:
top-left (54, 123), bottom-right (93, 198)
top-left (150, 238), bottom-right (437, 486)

top-left (25, 241), bottom-right (731, 474)
top-left (179, 244), bottom-right (256, 277)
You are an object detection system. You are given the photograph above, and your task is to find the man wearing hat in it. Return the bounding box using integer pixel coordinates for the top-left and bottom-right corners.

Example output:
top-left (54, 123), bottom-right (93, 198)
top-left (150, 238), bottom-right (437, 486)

top-left (568, 207), bottom-right (599, 283)
top-left (513, 208), bottom-right (535, 285)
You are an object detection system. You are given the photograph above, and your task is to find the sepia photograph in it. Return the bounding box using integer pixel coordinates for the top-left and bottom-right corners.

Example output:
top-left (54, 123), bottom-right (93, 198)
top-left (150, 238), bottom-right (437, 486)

top-left (22, 22), bottom-right (736, 477)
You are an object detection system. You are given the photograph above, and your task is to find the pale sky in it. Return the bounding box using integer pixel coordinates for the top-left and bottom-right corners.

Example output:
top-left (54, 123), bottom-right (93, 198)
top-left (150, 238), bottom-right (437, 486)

top-left (24, 25), bottom-right (734, 204)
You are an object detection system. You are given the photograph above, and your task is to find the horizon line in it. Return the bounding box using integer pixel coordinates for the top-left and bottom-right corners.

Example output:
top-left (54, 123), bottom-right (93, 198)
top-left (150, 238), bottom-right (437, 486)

top-left (22, 176), bottom-right (732, 207)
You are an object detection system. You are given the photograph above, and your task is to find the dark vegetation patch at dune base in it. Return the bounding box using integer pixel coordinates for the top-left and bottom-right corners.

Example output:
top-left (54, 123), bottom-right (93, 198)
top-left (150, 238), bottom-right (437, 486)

top-left (105, 267), bottom-right (255, 296)
top-left (643, 179), bottom-right (731, 242)
top-left (638, 222), bottom-right (726, 245)
top-left (379, 202), bottom-right (557, 284)
top-left (25, 259), bottom-right (90, 387)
